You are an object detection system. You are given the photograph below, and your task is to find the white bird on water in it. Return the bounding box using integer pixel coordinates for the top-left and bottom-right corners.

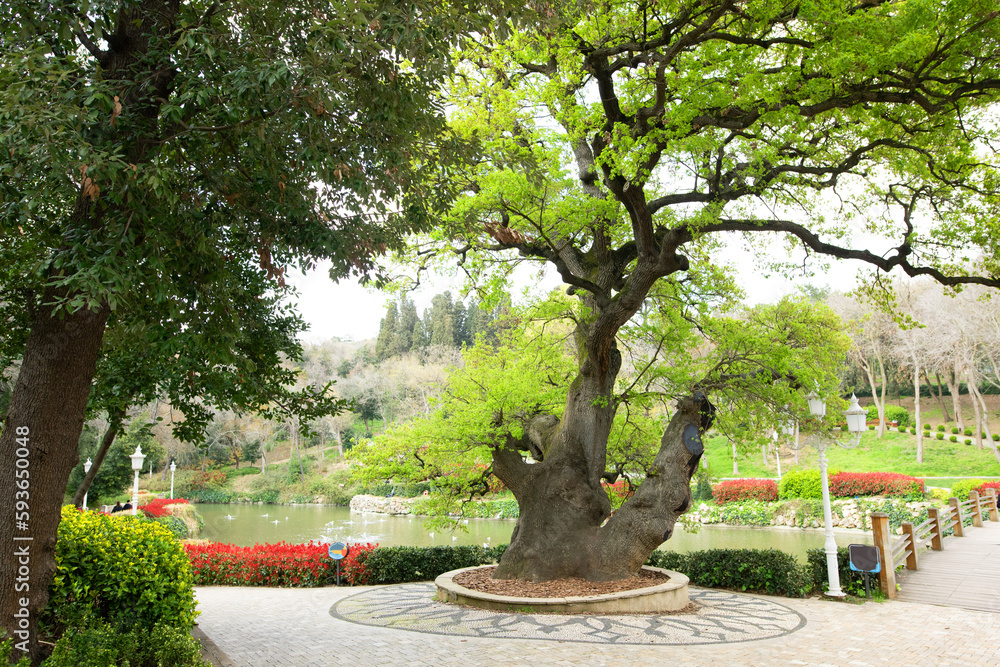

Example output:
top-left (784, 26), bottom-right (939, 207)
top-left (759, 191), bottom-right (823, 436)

top-left (225, 515), bottom-right (235, 520)
top-left (452, 536), bottom-right (458, 542)
top-left (272, 520), bottom-right (280, 525)
top-left (261, 513), bottom-right (269, 518)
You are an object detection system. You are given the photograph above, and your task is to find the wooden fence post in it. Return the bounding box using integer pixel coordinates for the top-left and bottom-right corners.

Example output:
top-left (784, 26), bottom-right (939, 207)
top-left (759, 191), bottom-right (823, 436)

top-left (970, 491), bottom-right (983, 528)
top-left (988, 488), bottom-right (1000, 523)
top-left (901, 522), bottom-right (918, 570)
top-left (871, 512), bottom-right (896, 598)
top-left (927, 507), bottom-right (944, 550)
top-left (949, 497), bottom-right (964, 537)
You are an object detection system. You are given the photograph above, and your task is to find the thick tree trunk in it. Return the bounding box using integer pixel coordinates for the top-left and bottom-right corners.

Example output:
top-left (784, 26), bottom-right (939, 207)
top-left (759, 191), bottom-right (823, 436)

top-left (71, 408), bottom-right (126, 507)
top-left (0, 299), bottom-right (109, 662)
top-left (492, 385), bottom-right (707, 582)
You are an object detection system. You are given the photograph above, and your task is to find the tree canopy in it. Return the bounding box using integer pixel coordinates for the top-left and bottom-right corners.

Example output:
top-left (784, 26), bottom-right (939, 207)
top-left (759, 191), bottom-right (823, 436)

top-left (0, 0), bottom-right (505, 658)
top-left (369, 0), bottom-right (1000, 582)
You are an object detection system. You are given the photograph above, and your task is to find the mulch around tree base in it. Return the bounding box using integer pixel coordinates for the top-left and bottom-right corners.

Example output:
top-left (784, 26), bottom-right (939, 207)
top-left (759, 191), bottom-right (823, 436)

top-left (453, 566), bottom-right (670, 598)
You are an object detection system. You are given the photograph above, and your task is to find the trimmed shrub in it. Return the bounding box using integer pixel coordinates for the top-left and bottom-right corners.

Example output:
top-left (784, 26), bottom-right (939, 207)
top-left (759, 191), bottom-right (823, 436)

top-left (964, 439), bottom-right (972, 446)
top-left (184, 541), bottom-right (377, 586)
top-left (806, 547), bottom-right (877, 596)
top-left (351, 545), bottom-right (506, 585)
top-left (937, 424), bottom-right (946, 432)
top-left (936, 432), bottom-right (945, 440)
top-left (778, 469), bottom-right (823, 499)
top-left (47, 506), bottom-right (197, 632)
top-left (828, 472), bottom-right (924, 498)
top-left (712, 478), bottom-right (778, 504)
top-left (951, 427), bottom-right (960, 435)
top-left (951, 478), bottom-right (994, 499)
top-left (949, 435), bottom-right (958, 442)
top-left (922, 423), bottom-right (931, 430)
top-left (993, 434), bottom-right (999, 442)
top-left (43, 620), bottom-right (210, 667)
top-left (964, 428), bottom-right (974, 436)
top-left (909, 427), bottom-right (916, 434)
top-left (865, 404), bottom-right (910, 427)
top-left (646, 548), bottom-right (810, 597)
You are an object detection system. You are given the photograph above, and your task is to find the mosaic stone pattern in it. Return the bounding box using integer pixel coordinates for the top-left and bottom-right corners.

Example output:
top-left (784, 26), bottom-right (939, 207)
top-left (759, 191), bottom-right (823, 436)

top-left (330, 584), bottom-right (806, 645)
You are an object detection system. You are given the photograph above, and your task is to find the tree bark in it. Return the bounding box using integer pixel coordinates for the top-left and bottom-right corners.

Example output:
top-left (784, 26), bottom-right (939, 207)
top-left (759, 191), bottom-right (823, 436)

top-left (0, 298), bottom-right (110, 662)
top-left (492, 394), bottom-right (707, 581)
top-left (948, 365), bottom-right (964, 430)
top-left (71, 408), bottom-right (126, 507)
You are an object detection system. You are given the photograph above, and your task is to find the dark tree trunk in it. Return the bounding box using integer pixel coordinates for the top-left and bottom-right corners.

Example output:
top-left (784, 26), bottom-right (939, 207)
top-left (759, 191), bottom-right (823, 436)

top-left (492, 392), bottom-right (707, 581)
top-left (0, 297), bottom-right (109, 662)
top-left (71, 407), bottom-right (126, 507)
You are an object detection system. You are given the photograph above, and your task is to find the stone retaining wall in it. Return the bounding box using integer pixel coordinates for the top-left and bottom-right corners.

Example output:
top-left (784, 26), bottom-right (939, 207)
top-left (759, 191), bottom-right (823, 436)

top-left (350, 494), bottom-right (416, 515)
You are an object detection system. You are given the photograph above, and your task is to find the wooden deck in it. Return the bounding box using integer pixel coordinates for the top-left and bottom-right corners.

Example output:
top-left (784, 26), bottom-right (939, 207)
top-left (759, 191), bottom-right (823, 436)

top-left (895, 519), bottom-right (1000, 613)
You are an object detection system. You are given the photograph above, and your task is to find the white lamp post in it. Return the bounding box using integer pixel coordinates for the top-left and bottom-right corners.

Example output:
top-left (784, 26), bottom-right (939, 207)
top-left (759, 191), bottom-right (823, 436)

top-left (82, 458), bottom-right (92, 511)
top-left (170, 461), bottom-right (176, 500)
top-left (789, 393), bottom-right (866, 597)
top-left (129, 445), bottom-right (146, 516)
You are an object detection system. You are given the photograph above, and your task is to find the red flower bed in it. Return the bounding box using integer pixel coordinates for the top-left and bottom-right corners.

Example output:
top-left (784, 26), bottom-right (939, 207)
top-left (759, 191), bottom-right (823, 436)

top-left (140, 497), bottom-right (190, 518)
top-left (828, 472), bottom-right (924, 498)
top-left (183, 541), bottom-right (377, 587)
top-left (974, 481), bottom-right (1000, 499)
top-left (712, 478), bottom-right (778, 505)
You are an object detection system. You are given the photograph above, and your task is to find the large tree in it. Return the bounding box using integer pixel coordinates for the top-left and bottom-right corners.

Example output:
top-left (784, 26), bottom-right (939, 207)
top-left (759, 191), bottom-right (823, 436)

top-left (395, 0), bottom-right (1000, 582)
top-left (0, 0), bottom-right (488, 659)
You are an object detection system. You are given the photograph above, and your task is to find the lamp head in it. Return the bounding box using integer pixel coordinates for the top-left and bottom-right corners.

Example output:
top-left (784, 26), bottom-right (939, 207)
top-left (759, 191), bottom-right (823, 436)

top-left (844, 393), bottom-right (867, 434)
top-left (129, 445), bottom-right (146, 471)
top-left (805, 391), bottom-right (826, 418)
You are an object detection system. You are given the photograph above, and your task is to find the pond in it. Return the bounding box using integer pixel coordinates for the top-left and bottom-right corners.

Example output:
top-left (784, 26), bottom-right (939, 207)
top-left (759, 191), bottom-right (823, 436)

top-left (195, 503), bottom-right (872, 562)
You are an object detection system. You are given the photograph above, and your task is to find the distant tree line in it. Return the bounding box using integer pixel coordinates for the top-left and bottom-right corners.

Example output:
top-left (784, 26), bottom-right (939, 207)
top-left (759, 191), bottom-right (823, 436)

top-left (374, 292), bottom-right (505, 360)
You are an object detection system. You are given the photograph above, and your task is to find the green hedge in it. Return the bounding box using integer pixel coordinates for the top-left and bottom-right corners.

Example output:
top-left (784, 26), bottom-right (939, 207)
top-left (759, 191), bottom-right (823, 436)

top-left (778, 469), bottom-right (823, 499)
top-left (47, 506), bottom-right (197, 632)
top-left (646, 549), bottom-right (811, 597)
top-left (806, 547), bottom-right (878, 596)
top-left (185, 488), bottom-right (279, 504)
top-left (354, 545), bottom-right (507, 584)
top-left (865, 404), bottom-right (910, 427)
top-left (42, 621), bottom-right (209, 667)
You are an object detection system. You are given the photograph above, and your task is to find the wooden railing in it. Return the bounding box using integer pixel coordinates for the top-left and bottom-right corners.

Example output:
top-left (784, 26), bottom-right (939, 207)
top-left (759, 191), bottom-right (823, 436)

top-left (870, 487), bottom-right (999, 598)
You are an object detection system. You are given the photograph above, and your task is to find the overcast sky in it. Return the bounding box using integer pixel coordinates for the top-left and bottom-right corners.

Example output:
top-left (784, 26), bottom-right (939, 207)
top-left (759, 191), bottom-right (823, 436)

top-left (286, 231), bottom-right (875, 345)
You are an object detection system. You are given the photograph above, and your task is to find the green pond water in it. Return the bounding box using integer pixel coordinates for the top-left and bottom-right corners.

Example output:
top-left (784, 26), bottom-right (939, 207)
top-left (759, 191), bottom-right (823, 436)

top-left (195, 503), bottom-right (871, 561)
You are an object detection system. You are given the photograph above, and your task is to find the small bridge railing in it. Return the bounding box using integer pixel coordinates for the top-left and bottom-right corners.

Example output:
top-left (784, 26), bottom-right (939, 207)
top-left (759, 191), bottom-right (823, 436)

top-left (870, 488), bottom-right (999, 598)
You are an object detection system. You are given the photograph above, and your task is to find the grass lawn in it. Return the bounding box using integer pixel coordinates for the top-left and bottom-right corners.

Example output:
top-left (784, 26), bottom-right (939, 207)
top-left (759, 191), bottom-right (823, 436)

top-left (705, 430), bottom-right (1000, 482)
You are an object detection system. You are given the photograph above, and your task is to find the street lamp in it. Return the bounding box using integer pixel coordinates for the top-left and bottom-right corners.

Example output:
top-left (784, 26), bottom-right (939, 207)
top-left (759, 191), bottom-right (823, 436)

top-left (788, 393), bottom-right (867, 597)
top-left (170, 461), bottom-right (176, 500)
top-left (129, 445), bottom-right (146, 516)
top-left (82, 458), bottom-right (92, 511)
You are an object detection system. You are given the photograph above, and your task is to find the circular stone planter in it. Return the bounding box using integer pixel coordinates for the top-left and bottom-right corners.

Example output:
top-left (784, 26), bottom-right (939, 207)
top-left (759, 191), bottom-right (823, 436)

top-left (435, 565), bottom-right (690, 614)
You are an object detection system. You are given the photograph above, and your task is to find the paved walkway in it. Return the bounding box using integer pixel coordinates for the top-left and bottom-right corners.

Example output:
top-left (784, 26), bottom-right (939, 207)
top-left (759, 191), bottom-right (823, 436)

top-left (195, 583), bottom-right (1000, 667)
top-left (896, 518), bottom-right (1000, 613)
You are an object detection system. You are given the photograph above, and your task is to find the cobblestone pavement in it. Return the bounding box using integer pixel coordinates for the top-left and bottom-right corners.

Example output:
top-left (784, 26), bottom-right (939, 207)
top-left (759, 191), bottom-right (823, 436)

top-left (194, 585), bottom-right (1000, 667)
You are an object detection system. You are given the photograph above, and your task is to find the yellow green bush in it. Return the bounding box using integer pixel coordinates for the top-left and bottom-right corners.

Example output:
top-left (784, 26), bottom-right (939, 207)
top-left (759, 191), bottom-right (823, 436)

top-left (47, 506), bottom-right (197, 632)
